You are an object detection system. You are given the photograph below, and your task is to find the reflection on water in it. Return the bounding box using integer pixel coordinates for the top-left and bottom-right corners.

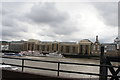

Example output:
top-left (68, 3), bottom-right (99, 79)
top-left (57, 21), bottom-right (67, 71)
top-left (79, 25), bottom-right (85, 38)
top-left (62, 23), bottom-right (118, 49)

top-left (2, 56), bottom-right (101, 78)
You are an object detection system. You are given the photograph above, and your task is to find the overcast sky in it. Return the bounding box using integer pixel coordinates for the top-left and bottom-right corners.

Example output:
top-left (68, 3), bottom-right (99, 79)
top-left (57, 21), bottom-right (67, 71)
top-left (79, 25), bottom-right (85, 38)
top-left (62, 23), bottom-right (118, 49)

top-left (1, 1), bottom-right (119, 43)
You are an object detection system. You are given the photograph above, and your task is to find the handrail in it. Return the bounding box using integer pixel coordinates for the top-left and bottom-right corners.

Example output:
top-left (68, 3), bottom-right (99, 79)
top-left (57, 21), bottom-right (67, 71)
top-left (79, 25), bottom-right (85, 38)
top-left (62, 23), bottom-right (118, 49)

top-left (0, 63), bottom-right (119, 78)
top-left (1, 56), bottom-right (119, 68)
top-left (1, 56), bottom-right (120, 79)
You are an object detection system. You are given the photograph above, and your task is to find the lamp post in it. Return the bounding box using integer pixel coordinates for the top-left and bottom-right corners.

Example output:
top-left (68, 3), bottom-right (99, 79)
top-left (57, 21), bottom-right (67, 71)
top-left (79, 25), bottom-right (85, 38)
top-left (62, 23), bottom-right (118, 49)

top-left (115, 37), bottom-right (120, 67)
top-left (116, 43), bottom-right (119, 55)
top-left (116, 39), bottom-right (119, 57)
top-left (114, 37), bottom-right (120, 56)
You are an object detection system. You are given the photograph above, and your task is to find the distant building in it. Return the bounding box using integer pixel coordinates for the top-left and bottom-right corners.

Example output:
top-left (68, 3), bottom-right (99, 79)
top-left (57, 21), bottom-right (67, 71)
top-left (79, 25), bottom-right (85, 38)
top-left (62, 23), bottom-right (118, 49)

top-left (59, 42), bottom-right (78, 54)
top-left (0, 41), bottom-right (9, 51)
top-left (78, 39), bottom-right (93, 55)
top-left (2, 36), bottom-right (119, 57)
top-left (101, 43), bottom-right (117, 56)
top-left (92, 36), bottom-right (101, 56)
top-left (1, 45), bottom-right (9, 50)
top-left (40, 41), bottom-right (52, 53)
top-left (16, 39), bottom-right (92, 55)
top-left (26, 39), bottom-right (40, 51)
top-left (9, 40), bottom-right (27, 52)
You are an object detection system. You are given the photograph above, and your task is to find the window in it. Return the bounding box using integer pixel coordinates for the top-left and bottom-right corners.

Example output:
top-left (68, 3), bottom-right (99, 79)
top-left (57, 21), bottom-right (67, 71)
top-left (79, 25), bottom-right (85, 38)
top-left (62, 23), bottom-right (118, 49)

top-left (61, 46), bottom-right (63, 52)
top-left (85, 45), bottom-right (88, 54)
top-left (73, 47), bottom-right (75, 53)
top-left (47, 45), bottom-right (49, 51)
top-left (66, 46), bottom-right (70, 53)
top-left (97, 46), bottom-right (100, 50)
top-left (93, 45), bottom-right (95, 50)
top-left (56, 44), bottom-right (58, 51)
top-left (80, 45), bottom-right (83, 53)
top-left (52, 44), bottom-right (54, 50)
top-left (42, 45), bottom-right (45, 51)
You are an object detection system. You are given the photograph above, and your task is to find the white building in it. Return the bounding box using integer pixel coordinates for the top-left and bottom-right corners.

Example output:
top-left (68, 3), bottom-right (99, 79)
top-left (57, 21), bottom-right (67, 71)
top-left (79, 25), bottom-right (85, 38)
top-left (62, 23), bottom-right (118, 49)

top-left (1, 45), bottom-right (9, 50)
top-left (114, 37), bottom-right (120, 50)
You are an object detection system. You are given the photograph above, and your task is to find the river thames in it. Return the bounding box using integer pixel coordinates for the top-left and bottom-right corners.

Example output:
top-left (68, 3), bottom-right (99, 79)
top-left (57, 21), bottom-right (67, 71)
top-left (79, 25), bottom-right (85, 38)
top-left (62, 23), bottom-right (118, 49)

top-left (2, 56), bottom-right (117, 78)
top-left (2, 56), bottom-right (99, 78)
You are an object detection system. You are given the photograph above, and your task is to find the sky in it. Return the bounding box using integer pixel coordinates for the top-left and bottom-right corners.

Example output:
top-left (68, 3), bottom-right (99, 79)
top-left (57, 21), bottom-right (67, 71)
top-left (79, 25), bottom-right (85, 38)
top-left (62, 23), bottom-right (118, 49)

top-left (1, 0), bottom-right (119, 43)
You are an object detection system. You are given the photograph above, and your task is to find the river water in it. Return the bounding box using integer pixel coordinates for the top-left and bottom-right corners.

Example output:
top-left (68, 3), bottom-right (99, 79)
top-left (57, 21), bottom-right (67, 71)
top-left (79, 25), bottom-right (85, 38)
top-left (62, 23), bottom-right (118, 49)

top-left (2, 56), bottom-right (100, 78)
top-left (2, 56), bottom-right (118, 78)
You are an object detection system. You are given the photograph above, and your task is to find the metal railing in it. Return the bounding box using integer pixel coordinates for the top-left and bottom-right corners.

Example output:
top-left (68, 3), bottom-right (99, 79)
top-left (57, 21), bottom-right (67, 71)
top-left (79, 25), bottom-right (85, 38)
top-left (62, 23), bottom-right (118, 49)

top-left (1, 56), bottom-right (120, 80)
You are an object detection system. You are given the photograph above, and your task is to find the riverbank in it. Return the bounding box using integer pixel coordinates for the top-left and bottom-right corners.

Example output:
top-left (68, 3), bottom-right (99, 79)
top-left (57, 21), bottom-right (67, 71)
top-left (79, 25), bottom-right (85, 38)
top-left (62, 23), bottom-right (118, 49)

top-left (62, 54), bottom-right (100, 60)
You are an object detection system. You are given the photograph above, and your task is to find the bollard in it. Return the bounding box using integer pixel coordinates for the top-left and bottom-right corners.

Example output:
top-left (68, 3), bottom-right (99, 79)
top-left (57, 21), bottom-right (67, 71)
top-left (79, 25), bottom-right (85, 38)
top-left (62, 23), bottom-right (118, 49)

top-left (57, 62), bottom-right (60, 76)
top-left (99, 46), bottom-right (107, 80)
top-left (22, 59), bottom-right (24, 72)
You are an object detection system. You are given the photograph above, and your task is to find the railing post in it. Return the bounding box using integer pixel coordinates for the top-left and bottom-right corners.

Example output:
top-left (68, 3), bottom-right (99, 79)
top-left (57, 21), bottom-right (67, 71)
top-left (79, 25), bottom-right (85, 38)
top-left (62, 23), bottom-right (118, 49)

top-left (2, 62), bottom-right (5, 65)
top-left (99, 46), bottom-right (107, 80)
top-left (22, 59), bottom-right (24, 72)
top-left (57, 62), bottom-right (60, 76)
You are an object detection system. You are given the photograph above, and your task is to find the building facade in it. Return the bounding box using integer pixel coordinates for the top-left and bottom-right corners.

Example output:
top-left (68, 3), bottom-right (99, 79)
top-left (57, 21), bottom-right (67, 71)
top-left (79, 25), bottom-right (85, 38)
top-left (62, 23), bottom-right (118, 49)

top-left (101, 43), bottom-right (117, 56)
top-left (92, 36), bottom-right (101, 56)
top-left (9, 40), bottom-right (27, 52)
top-left (5, 36), bottom-right (120, 56)
top-left (59, 42), bottom-right (78, 54)
top-left (23, 39), bottom-right (93, 55)
top-left (0, 41), bottom-right (9, 51)
top-left (78, 39), bottom-right (93, 55)
top-left (26, 39), bottom-right (40, 51)
top-left (8, 39), bottom-right (93, 55)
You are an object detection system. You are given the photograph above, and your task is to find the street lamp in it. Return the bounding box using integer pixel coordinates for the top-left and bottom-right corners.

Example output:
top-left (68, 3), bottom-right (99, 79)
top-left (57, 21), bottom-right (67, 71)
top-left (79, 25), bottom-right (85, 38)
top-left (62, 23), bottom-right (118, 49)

top-left (116, 44), bottom-right (119, 50)
top-left (114, 37), bottom-right (120, 56)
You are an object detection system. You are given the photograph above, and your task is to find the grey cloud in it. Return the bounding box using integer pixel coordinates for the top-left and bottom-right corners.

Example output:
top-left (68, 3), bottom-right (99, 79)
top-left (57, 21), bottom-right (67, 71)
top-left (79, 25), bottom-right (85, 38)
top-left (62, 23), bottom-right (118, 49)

top-left (2, 2), bottom-right (26, 15)
top-left (2, 30), bottom-right (23, 40)
top-left (2, 2), bottom-right (78, 41)
top-left (51, 23), bottom-right (78, 35)
top-left (27, 2), bottom-right (78, 36)
top-left (2, 2), bottom-right (28, 40)
top-left (27, 2), bottom-right (68, 24)
top-left (2, 25), bottom-right (27, 36)
top-left (2, 17), bottom-right (16, 27)
top-left (2, 2), bottom-right (116, 42)
top-left (93, 2), bottom-right (118, 27)
top-left (45, 34), bottom-right (56, 38)
top-left (38, 32), bottom-right (56, 38)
